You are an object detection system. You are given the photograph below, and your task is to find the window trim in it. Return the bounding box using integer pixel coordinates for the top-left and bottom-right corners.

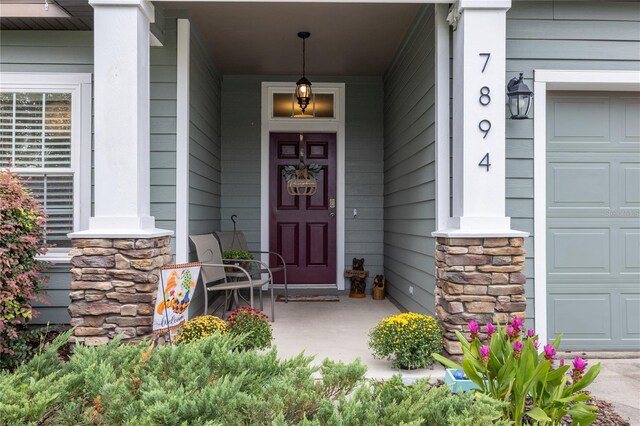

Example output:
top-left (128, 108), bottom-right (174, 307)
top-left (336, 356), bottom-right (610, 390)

top-left (1, 73), bottom-right (92, 262)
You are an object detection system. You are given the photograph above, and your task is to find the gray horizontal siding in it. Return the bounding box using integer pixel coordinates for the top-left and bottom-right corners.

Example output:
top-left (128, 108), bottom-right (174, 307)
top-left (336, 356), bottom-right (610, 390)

top-left (188, 28), bottom-right (222, 238)
top-left (506, 0), bottom-right (640, 327)
top-left (0, 31), bottom-right (92, 324)
top-left (383, 5), bottom-right (436, 315)
top-left (221, 75), bottom-right (384, 286)
top-left (187, 24), bottom-right (222, 317)
top-left (151, 16), bottom-right (178, 245)
top-left (31, 265), bottom-right (72, 325)
top-left (0, 15), bottom-right (180, 323)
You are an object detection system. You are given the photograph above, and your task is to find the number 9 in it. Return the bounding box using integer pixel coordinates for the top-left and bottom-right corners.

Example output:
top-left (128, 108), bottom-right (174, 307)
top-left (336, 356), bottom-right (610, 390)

top-left (478, 120), bottom-right (491, 139)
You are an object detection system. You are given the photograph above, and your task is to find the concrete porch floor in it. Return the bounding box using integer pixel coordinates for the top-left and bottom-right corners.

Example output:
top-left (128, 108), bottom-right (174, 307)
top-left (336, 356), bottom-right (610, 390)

top-left (268, 294), bottom-right (445, 381)
top-left (261, 293), bottom-right (639, 424)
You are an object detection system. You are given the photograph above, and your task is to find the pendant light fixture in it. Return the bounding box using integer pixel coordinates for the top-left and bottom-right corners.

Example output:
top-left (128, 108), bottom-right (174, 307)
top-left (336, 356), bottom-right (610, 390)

top-left (295, 32), bottom-right (312, 114)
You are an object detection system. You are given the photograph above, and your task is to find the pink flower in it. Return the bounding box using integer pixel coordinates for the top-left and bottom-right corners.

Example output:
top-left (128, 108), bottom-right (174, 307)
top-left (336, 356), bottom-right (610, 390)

top-left (527, 328), bottom-right (535, 338)
top-left (506, 325), bottom-right (516, 339)
top-left (480, 345), bottom-right (490, 366)
top-left (560, 358), bottom-right (565, 367)
top-left (572, 357), bottom-right (588, 382)
top-left (468, 320), bottom-right (480, 340)
top-left (543, 344), bottom-right (556, 360)
top-left (572, 356), bottom-right (588, 372)
top-left (480, 346), bottom-right (490, 358)
top-left (486, 323), bottom-right (495, 337)
top-left (511, 317), bottom-right (523, 331)
top-left (533, 340), bottom-right (540, 350)
top-left (513, 340), bottom-right (523, 358)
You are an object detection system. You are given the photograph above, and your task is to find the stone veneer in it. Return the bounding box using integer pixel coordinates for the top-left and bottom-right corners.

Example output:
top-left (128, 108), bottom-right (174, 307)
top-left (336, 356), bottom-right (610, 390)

top-left (68, 236), bottom-right (172, 345)
top-left (435, 237), bottom-right (526, 355)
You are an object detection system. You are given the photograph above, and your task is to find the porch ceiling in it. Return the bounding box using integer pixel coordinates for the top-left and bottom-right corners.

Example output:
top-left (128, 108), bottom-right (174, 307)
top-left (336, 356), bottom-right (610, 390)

top-left (160, 2), bottom-right (421, 75)
top-left (0, 0), bottom-right (93, 30)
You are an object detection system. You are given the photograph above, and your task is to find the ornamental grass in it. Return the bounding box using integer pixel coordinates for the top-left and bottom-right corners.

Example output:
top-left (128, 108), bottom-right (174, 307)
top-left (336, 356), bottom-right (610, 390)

top-left (369, 312), bottom-right (442, 370)
top-left (175, 315), bottom-right (227, 344)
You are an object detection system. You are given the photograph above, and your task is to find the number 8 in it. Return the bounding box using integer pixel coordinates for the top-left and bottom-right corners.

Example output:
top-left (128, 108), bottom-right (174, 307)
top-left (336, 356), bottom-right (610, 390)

top-left (479, 86), bottom-right (491, 106)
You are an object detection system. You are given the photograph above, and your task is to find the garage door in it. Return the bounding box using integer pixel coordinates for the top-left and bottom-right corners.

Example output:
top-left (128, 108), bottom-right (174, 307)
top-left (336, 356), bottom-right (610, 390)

top-left (547, 91), bottom-right (640, 350)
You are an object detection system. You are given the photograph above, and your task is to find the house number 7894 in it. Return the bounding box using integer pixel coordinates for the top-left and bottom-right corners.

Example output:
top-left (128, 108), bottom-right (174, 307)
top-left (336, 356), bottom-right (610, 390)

top-left (479, 53), bottom-right (491, 172)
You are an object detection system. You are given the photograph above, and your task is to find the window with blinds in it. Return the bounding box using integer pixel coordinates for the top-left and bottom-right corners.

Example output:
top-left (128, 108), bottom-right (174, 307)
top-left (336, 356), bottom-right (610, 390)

top-left (0, 92), bottom-right (74, 248)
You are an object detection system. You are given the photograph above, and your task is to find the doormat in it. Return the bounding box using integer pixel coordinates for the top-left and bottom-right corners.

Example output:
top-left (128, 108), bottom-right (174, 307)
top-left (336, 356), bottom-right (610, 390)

top-left (276, 295), bottom-right (339, 302)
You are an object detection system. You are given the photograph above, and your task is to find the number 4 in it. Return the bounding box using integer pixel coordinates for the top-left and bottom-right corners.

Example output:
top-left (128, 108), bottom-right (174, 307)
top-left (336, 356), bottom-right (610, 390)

top-left (479, 153), bottom-right (491, 171)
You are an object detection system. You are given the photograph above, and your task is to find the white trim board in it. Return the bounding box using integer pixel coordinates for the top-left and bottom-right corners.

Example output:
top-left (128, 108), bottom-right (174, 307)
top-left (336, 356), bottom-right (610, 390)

top-left (532, 69), bottom-right (640, 346)
top-left (261, 82), bottom-right (346, 290)
top-left (434, 3), bottom-right (451, 231)
top-left (175, 19), bottom-right (190, 263)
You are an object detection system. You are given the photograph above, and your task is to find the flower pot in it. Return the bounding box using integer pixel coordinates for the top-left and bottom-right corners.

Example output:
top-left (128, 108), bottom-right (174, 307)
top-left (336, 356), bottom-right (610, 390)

top-left (224, 262), bottom-right (250, 273)
top-left (372, 286), bottom-right (385, 300)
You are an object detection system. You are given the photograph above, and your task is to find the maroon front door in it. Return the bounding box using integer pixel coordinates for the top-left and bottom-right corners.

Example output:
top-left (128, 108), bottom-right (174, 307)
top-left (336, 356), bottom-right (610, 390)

top-left (270, 132), bottom-right (337, 284)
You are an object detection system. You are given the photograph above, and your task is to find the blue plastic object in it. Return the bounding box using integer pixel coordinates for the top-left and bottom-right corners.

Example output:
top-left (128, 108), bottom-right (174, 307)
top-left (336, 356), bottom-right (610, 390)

top-left (444, 368), bottom-right (481, 393)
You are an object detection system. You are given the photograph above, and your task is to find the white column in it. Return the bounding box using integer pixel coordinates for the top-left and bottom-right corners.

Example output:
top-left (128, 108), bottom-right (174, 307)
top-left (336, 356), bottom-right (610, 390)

top-left (435, 0), bottom-right (526, 238)
top-left (70, 0), bottom-right (171, 238)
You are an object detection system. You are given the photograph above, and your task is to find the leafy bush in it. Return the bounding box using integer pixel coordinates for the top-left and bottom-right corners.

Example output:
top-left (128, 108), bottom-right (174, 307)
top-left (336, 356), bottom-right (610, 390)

top-left (0, 325), bottom-right (51, 371)
top-left (334, 376), bottom-right (509, 426)
top-left (369, 312), bottom-right (442, 369)
top-left (433, 318), bottom-right (601, 425)
top-left (227, 307), bottom-right (272, 350)
top-left (175, 315), bottom-right (227, 344)
top-left (0, 170), bottom-right (48, 355)
top-left (0, 331), bottom-right (507, 425)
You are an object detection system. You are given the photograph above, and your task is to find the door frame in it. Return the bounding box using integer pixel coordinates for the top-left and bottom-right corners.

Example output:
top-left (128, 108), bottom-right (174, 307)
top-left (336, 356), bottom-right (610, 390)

top-left (261, 82), bottom-right (346, 289)
top-left (532, 69), bottom-right (640, 346)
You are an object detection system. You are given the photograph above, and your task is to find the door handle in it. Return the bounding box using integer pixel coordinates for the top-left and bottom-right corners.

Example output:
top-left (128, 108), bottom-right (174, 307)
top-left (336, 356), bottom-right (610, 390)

top-left (330, 212), bottom-right (336, 217)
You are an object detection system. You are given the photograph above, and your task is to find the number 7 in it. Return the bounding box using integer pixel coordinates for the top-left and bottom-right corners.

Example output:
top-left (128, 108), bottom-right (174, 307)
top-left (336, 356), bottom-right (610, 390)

top-left (479, 53), bottom-right (490, 72)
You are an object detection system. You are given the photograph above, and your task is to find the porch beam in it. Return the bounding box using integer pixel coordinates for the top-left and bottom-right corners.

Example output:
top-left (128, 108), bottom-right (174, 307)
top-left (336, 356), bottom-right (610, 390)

top-left (70, 0), bottom-right (171, 239)
top-left (435, 0), bottom-right (526, 238)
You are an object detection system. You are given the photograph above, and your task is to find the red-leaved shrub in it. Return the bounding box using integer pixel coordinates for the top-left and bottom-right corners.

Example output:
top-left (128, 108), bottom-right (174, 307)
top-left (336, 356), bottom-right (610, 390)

top-left (0, 170), bottom-right (48, 354)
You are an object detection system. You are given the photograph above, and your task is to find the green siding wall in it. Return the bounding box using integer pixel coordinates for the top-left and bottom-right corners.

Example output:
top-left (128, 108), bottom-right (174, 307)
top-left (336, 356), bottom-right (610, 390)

top-left (187, 26), bottom-right (222, 317)
top-left (382, 5), bottom-right (436, 314)
top-left (188, 30), bottom-right (222, 236)
top-left (220, 75), bottom-right (384, 288)
top-left (0, 15), bottom-right (180, 323)
top-left (505, 1), bottom-right (640, 328)
top-left (151, 16), bottom-right (178, 243)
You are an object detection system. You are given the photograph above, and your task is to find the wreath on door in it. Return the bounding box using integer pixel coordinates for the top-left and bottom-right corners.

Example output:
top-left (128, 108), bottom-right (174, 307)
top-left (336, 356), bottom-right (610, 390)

top-left (282, 163), bottom-right (321, 196)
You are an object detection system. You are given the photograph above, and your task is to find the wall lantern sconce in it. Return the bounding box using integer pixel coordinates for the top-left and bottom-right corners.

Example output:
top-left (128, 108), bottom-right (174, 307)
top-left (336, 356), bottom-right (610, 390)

top-left (507, 73), bottom-right (533, 119)
top-left (295, 32), bottom-right (312, 114)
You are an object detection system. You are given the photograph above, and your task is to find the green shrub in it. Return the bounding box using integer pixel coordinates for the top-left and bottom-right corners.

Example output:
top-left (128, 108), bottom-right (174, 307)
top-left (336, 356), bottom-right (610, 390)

top-left (0, 332), bottom-right (507, 425)
top-left (0, 171), bottom-right (48, 355)
top-left (369, 312), bottom-right (442, 369)
top-left (433, 318), bottom-right (601, 425)
top-left (175, 315), bottom-right (227, 344)
top-left (0, 325), bottom-right (51, 371)
top-left (227, 307), bottom-right (272, 350)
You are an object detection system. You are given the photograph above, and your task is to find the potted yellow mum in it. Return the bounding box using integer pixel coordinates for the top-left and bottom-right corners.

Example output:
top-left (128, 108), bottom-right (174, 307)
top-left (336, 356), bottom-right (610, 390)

top-left (368, 312), bottom-right (442, 370)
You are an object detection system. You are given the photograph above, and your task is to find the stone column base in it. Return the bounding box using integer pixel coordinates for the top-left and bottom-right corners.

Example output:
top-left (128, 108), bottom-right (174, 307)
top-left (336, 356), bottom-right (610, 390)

top-left (68, 236), bottom-right (172, 345)
top-left (435, 237), bottom-right (526, 355)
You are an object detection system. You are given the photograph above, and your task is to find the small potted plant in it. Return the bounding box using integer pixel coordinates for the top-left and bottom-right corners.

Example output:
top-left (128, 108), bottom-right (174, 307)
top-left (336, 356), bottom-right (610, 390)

top-left (226, 307), bottom-right (273, 351)
top-left (176, 315), bottom-right (227, 344)
top-left (368, 312), bottom-right (442, 370)
top-left (222, 249), bottom-right (254, 273)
